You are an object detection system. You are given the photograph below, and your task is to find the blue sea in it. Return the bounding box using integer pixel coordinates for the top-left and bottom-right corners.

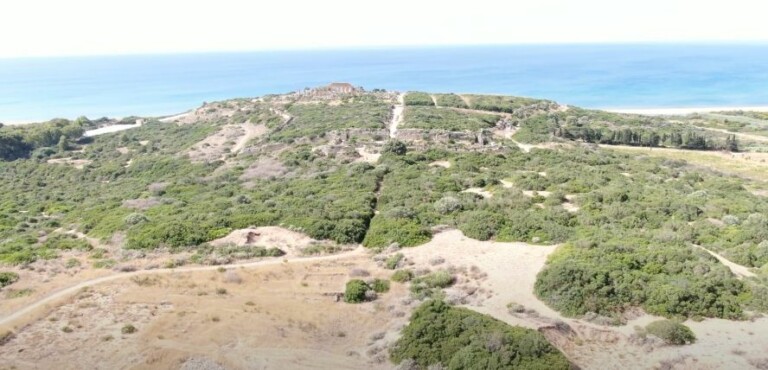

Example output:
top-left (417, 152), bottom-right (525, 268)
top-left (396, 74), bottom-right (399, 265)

top-left (1, 44), bottom-right (768, 123)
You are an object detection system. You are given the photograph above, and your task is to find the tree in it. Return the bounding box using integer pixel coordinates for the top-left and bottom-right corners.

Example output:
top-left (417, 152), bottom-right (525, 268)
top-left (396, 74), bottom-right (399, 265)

top-left (725, 134), bottom-right (739, 152)
top-left (383, 140), bottom-right (407, 155)
top-left (57, 135), bottom-right (68, 153)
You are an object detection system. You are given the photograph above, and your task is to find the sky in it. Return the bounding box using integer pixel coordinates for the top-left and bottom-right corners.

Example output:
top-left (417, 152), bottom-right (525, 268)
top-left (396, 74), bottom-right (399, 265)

top-left (1, 0), bottom-right (767, 58)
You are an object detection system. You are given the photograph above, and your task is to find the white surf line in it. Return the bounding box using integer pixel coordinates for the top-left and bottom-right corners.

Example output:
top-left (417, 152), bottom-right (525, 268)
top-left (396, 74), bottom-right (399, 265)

top-left (0, 247), bottom-right (365, 328)
top-left (390, 93), bottom-right (404, 138)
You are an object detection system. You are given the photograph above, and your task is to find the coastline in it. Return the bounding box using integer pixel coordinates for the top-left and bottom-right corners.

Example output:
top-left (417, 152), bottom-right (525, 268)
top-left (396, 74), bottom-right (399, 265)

top-left (603, 106), bottom-right (768, 115)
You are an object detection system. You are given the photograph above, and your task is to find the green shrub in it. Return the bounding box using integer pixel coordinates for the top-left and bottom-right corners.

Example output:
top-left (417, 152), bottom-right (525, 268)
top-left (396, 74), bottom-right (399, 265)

top-left (344, 279), bottom-right (369, 303)
top-left (404, 92), bottom-right (435, 106)
top-left (433, 93), bottom-right (468, 108)
top-left (0, 272), bottom-right (19, 288)
top-left (370, 278), bottom-right (390, 293)
top-left (410, 270), bottom-right (454, 299)
top-left (392, 269), bottom-right (414, 283)
top-left (363, 217), bottom-right (430, 249)
top-left (121, 324), bottom-right (137, 334)
top-left (382, 140), bottom-right (407, 156)
top-left (385, 253), bottom-right (404, 270)
top-left (390, 300), bottom-right (570, 369)
top-left (645, 320), bottom-right (696, 345)
top-left (65, 258), bottom-right (81, 269)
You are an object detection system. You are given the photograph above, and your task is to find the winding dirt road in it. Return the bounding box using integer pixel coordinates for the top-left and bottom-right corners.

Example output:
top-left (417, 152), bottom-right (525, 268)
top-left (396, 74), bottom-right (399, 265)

top-left (0, 247), bottom-right (366, 329)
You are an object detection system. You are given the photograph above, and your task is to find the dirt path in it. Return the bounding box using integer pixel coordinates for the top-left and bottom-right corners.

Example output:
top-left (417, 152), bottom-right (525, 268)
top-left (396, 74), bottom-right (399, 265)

top-left (695, 245), bottom-right (756, 278)
top-left (0, 247), bottom-right (366, 329)
top-left (389, 93), bottom-right (404, 138)
top-left (229, 123), bottom-right (267, 155)
top-left (458, 94), bottom-right (472, 108)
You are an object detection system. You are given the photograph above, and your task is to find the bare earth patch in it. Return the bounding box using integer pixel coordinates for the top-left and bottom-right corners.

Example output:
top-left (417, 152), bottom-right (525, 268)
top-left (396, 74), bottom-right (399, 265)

top-left (462, 187), bottom-right (493, 198)
top-left (187, 123), bottom-right (267, 163)
top-left (429, 160), bottom-right (451, 168)
top-left (239, 157), bottom-right (289, 181)
top-left (0, 253), bottom-right (410, 370)
top-left (46, 158), bottom-right (92, 170)
top-left (122, 197), bottom-right (162, 210)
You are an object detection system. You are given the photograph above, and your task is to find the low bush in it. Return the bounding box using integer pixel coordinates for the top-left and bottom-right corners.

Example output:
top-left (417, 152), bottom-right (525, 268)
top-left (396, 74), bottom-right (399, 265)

top-left (344, 279), bottom-right (370, 303)
top-left (404, 92), bottom-right (435, 106)
top-left (370, 278), bottom-right (390, 293)
top-left (0, 272), bottom-right (19, 288)
top-left (645, 320), bottom-right (696, 345)
top-left (392, 269), bottom-right (414, 283)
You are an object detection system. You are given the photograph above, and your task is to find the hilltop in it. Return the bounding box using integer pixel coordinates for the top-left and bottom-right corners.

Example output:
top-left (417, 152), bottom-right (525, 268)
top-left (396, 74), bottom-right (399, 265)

top-left (1, 86), bottom-right (768, 369)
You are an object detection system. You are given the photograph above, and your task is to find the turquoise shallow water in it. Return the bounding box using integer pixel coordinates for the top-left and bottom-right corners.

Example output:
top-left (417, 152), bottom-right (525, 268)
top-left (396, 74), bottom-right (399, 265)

top-left (1, 44), bottom-right (768, 122)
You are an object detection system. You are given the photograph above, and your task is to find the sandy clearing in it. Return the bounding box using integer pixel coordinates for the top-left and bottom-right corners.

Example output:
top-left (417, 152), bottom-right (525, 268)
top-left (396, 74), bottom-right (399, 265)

top-left (398, 229), bottom-right (562, 330)
top-left (83, 122), bottom-right (142, 137)
top-left (46, 158), bottom-right (92, 169)
top-left (462, 187), bottom-right (493, 198)
top-left (561, 202), bottom-right (579, 213)
top-left (523, 190), bottom-right (552, 197)
top-left (499, 179), bottom-right (514, 188)
top-left (389, 93), bottom-right (404, 138)
top-left (695, 245), bottom-right (756, 278)
top-left (186, 123), bottom-right (266, 163)
top-left (230, 123), bottom-right (267, 154)
top-left (355, 147), bottom-right (381, 164)
top-left (159, 112), bottom-right (191, 123)
top-left (429, 160), bottom-right (451, 168)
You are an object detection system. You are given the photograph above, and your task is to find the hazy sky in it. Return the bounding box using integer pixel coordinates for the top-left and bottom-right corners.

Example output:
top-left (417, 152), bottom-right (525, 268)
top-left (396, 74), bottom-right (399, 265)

top-left (2, 0), bottom-right (767, 57)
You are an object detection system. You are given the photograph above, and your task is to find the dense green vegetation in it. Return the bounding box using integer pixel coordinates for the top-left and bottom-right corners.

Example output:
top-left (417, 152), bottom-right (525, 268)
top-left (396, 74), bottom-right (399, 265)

top-left (390, 300), bottom-right (570, 370)
top-left (402, 106), bottom-right (500, 131)
top-left (2, 90), bottom-right (768, 325)
top-left (512, 107), bottom-right (740, 150)
top-left (463, 94), bottom-right (553, 113)
top-left (645, 319), bottom-right (696, 345)
top-left (404, 92), bottom-right (435, 106)
top-left (434, 93), bottom-right (468, 108)
top-left (269, 95), bottom-right (390, 142)
top-left (0, 118), bottom-right (87, 160)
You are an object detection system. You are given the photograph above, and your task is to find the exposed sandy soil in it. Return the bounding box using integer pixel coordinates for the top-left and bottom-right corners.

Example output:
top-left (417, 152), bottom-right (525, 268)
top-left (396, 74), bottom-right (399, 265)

top-left (210, 227), bottom-right (347, 257)
top-left (428, 160), bottom-right (451, 168)
top-left (186, 123), bottom-right (266, 163)
top-left (398, 230), bottom-right (561, 330)
top-left (389, 94), bottom-right (404, 138)
top-left (0, 253), bottom-right (410, 370)
top-left (355, 147), bottom-right (381, 164)
top-left (397, 230), bottom-right (768, 370)
top-left (696, 245), bottom-right (756, 278)
top-left (238, 157), bottom-right (289, 181)
top-left (46, 158), bottom-right (92, 169)
top-left (461, 187), bottom-right (493, 198)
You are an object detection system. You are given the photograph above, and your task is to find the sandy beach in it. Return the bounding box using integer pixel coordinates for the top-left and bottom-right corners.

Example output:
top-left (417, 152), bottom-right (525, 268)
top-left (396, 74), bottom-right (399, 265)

top-left (605, 106), bottom-right (768, 115)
